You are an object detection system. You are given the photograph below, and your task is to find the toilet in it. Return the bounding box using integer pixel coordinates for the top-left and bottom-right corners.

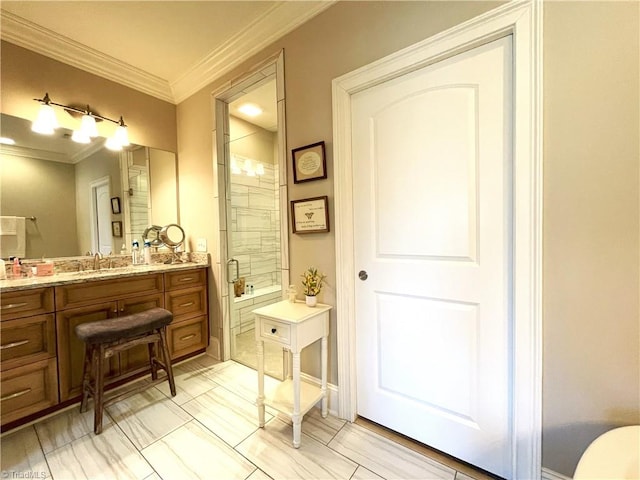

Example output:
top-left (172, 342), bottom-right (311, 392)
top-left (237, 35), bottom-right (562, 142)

top-left (574, 425), bottom-right (640, 479)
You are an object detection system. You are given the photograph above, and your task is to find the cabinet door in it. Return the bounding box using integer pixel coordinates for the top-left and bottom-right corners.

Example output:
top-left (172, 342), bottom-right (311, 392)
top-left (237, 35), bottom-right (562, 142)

top-left (167, 315), bottom-right (208, 360)
top-left (0, 314), bottom-right (56, 371)
top-left (1, 358), bottom-right (58, 427)
top-left (164, 286), bottom-right (207, 322)
top-left (118, 294), bottom-right (164, 377)
top-left (56, 302), bottom-right (119, 402)
top-left (0, 287), bottom-right (54, 321)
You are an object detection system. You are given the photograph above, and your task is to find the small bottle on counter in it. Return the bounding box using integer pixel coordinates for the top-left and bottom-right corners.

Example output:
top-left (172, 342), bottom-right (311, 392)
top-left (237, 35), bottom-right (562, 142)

top-left (143, 241), bottom-right (152, 265)
top-left (120, 243), bottom-right (127, 255)
top-left (12, 257), bottom-right (21, 276)
top-left (132, 240), bottom-right (140, 264)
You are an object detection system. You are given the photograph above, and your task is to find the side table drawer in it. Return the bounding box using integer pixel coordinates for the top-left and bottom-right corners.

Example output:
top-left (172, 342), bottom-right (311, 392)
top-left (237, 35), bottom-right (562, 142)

top-left (257, 317), bottom-right (291, 346)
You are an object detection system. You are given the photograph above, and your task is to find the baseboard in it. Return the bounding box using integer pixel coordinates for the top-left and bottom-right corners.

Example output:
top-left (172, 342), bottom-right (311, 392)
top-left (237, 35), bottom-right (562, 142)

top-left (542, 467), bottom-right (573, 480)
top-left (300, 371), bottom-right (339, 418)
top-left (206, 336), bottom-right (221, 360)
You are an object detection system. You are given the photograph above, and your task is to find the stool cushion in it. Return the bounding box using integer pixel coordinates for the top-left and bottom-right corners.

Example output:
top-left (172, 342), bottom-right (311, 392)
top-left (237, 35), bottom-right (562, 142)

top-left (75, 307), bottom-right (173, 345)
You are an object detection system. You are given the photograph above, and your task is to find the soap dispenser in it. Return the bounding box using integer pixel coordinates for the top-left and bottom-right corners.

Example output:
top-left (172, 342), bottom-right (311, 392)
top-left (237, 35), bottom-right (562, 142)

top-left (132, 240), bottom-right (140, 264)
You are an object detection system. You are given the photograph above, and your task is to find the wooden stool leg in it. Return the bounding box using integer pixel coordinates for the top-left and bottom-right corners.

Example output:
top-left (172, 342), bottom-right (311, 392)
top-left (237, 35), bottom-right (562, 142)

top-left (93, 344), bottom-right (106, 434)
top-left (148, 341), bottom-right (158, 380)
top-left (158, 328), bottom-right (176, 397)
top-left (79, 344), bottom-right (94, 413)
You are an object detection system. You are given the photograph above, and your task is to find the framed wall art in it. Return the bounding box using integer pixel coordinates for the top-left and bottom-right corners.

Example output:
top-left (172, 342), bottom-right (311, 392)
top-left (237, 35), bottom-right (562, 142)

top-left (110, 197), bottom-right (121, 214)
top-left (291, 196), bottom-right (330, 234)
top-left (292, 141), bottom-right (327, 183)
top-left (111, 221), bottom-right (123, 237)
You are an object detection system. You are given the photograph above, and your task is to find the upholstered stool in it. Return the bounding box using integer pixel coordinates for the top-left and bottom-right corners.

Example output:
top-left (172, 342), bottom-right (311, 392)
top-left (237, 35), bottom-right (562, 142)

top-left (75, 307), bottom-right (177, 434)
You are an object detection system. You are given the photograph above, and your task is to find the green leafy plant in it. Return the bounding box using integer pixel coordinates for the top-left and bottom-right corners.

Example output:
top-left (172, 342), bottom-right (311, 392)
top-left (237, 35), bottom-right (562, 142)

top-left (301, 266), bottom-right (326, 296)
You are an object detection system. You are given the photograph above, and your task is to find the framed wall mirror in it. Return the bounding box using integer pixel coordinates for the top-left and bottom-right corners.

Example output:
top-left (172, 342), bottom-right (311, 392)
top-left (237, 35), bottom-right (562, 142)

top-left (0, 113), bottom-right (179, 259)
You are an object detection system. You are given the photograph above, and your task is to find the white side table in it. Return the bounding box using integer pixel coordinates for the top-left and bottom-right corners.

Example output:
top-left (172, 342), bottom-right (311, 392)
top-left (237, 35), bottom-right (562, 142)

top-left (253, 300), bottom-right (331, 448)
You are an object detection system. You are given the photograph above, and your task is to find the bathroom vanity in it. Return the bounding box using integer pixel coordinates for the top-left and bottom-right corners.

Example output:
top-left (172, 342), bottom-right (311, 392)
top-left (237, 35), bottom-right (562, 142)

top-left (0, 259), bottom-right (209, 430)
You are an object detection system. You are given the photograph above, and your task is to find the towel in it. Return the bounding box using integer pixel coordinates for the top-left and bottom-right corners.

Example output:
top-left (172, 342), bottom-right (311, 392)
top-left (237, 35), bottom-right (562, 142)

top-left (0, 216), bottom-right (17, 235)
top-left (0, 216), bottom-right (25, 258)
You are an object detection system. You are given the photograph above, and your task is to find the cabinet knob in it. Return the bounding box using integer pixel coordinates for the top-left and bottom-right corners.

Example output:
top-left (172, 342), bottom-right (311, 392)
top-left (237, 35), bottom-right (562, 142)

top-left (271, 328), bottom-right (277, 334)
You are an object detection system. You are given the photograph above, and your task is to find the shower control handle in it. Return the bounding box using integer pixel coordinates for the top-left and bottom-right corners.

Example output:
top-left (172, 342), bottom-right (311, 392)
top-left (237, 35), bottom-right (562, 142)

top-left (226, 258), bottom-right (240, 283)
top-left (359, 270), bottom-right (368, 281)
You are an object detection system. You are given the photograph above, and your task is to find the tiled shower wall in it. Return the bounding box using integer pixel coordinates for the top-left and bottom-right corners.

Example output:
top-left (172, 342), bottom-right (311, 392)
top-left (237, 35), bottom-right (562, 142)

top-left (230, 119), bottom-right (281, 290)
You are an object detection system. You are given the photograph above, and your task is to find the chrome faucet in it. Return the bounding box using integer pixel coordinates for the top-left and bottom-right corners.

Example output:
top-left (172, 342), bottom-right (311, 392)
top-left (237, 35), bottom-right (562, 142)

top-left (93, 252), bottom-right (103, 270)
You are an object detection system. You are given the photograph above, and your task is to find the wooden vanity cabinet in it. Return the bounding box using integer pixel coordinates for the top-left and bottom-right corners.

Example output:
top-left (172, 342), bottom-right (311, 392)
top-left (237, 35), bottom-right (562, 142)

top-left (1, 266), bottom-right (208, 428)
top-left (164, 269), bottom-right (208, 360)
top-left (55, 275), bottom-right (165, 402)
top-left (1, 287), bottom-right (58, 426)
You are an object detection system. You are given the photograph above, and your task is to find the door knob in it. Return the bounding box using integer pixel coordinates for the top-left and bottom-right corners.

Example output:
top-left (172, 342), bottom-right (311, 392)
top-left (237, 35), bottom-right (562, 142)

top-left (358, 270), bottom-right (368, 281)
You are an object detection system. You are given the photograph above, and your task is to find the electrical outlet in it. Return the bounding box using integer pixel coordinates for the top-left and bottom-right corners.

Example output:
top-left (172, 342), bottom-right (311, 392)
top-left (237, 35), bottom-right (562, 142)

top-left (196, 238), bottom-right (207, 252)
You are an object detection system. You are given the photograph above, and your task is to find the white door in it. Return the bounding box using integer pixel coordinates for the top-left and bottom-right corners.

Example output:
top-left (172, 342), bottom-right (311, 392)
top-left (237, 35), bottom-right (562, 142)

top-left (353, 37), bottom-right (513, 477)
top-left (93, 181), bottom-right (112, 254)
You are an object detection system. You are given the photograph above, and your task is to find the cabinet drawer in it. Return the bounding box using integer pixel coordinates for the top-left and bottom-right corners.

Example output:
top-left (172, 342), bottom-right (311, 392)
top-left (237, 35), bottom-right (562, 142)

top-left (164, 268), bottom-right (206, 291)
top-left (56, 274), bottom-right (163, 310)
top-left (1, 358), bottom-right (59, 426)
top-left (0, 288), bottom-right (54, 321)
top-left (164, 286), bottom-right (207, 321)
top-left (0, 314), bottom-right (56, 371)
top-left (257, 317), bottom-right (291, 346)
top-left (167, 315), bottom-right (208, 359)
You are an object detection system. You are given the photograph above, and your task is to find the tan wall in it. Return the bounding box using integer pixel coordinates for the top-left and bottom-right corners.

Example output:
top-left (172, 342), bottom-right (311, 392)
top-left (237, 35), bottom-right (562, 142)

top-left (177, 1), bottom-right (639, 476)
top-left (542, 1), bottom-right (639, 475)
top-left (0, 1), bottom-right (637, 476)
top-left (0, 41), bottom-right (176, 152)
top-left (0, 154), bottom-right (78, 258)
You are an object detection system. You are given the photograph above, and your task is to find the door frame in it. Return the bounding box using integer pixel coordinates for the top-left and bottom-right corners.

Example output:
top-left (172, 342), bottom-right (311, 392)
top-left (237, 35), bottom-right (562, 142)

top-left (332, 1), bottom-right (543, 478)
top-left (211, 50), bottom-right (290, 361)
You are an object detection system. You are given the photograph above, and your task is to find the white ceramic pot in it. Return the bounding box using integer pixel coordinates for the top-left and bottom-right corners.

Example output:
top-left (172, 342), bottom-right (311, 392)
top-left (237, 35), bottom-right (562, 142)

top-left (305, 295), bottom-right (317, 307)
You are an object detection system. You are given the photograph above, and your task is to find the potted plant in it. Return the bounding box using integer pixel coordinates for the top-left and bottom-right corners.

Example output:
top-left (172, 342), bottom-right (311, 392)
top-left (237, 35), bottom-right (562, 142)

top-left (301, 266), bottom-right (326, 307)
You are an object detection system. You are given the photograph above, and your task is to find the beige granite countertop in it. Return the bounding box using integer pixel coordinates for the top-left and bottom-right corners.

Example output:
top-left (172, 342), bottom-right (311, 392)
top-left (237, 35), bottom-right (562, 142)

top-left (0, 258), bottom-right (209, 293)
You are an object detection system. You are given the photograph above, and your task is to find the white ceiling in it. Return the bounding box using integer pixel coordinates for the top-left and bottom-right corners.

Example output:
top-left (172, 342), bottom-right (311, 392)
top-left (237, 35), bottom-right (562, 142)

top-left (0, 1), bottom-right (334, 104)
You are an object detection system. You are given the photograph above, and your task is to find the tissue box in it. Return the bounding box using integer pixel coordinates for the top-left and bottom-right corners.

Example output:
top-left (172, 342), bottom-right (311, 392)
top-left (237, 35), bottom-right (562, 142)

top-left (36, 262), bottom-right (54, 276)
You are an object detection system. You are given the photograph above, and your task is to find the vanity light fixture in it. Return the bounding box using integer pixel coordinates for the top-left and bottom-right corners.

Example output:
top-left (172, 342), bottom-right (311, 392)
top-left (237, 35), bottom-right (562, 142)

top-left (32, 93), bottom-right (129, 150)
top-left (31, 93), bottom-right (59, 134)
top-left (0, 137), bottom-right (16, 145)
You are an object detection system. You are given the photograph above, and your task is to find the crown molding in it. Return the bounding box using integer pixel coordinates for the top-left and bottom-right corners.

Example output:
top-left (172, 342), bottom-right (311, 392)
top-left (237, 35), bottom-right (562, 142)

top-left (1, 10), bottom-right (175, 103)
top-left (0, 139), bottom-right (107, 164)
top-left (170, 1), bottom-right (336, 103)
top-left (1, 2), bottom-right (335, 105)
top-left (1, 144), bottom-right (69, 163)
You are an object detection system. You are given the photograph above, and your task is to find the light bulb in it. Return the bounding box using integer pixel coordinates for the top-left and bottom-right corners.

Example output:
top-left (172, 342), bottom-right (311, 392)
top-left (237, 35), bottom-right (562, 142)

top-left (71, 129), bottom-right (90, 144)
top-left (31, 104), bottom-right (58, 134)
top-left (230, 156), bottom-right (241, 174)
top-left (80, 114), bottom-right (98, 138)
top-left (105, 135), bottom-right (123, 151)
top-left (115, 117), bottom-right (129, 146)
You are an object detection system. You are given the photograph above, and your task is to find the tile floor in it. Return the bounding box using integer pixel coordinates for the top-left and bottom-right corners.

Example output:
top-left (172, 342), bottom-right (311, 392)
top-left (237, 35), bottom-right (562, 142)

top-left (1, 355), bottom-right (496, 480)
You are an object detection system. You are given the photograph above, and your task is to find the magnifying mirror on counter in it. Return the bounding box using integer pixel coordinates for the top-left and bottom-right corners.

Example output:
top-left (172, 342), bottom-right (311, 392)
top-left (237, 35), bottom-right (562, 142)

top-left (159, 223), bottom-right (185, 263)
top-left (143, 225), bottom-right (163, 248)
